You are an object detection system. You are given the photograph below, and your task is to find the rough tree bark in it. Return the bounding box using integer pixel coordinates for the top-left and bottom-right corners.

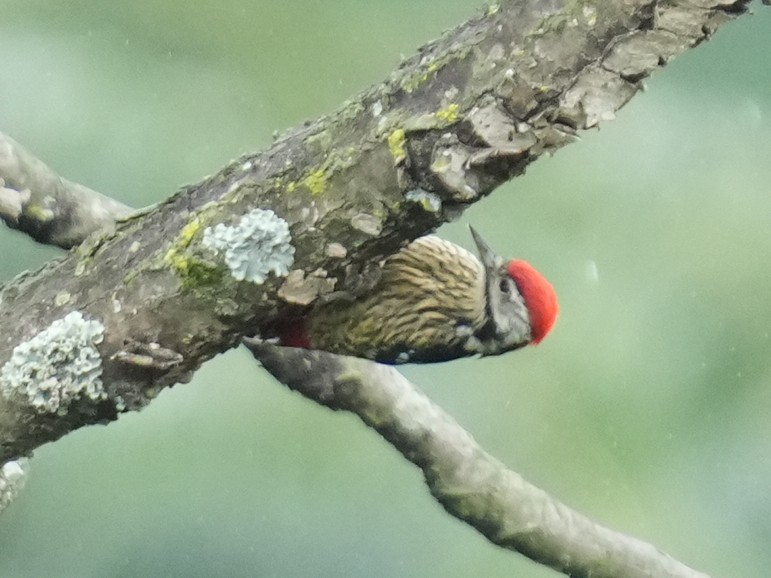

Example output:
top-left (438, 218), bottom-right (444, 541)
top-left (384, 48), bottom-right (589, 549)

top-left (0, 0), bottom-right (756, 576)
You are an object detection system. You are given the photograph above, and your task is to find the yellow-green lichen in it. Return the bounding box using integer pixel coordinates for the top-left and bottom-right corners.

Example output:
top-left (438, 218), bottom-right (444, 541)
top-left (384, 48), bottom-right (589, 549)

top-left (400, 70), bottom-right (431, 94)
top-left (165, 217), bottom-right (203, 260)
top-left (303, 169), bottom-right (328, 196)
top-left (335, 99), bottom-right (366, 124)
top-left (287, 165), bottom-right (332, 196)
top-left (532, 0), bottom-right (596, 37)
top-left (165, 250), bottom-right (189, 275)
top-left (387, 129), bottom-right (407, 164)
top-left (179, 218), bottom-right (203, 247)
top-left (436, 103), bottom-right (460, 124)
top-left (165, 217), bottom-right (207, 282)
top-left (165, 250), bottom-right (224, 290)
top-left (399, 46), bottom-right (471, 94)
top-left (179, 260), bottom-right (225, 290)
top-left (287, 143), bottom-right (363, 197)
top-left (306, 129), bottom-right (332, 153)
top-left (24, 204), bottom-right (54, 223)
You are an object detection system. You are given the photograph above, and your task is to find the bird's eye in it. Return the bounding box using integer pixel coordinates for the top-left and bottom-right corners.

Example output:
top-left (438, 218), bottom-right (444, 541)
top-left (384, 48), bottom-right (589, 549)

top-left (499, 279), bottom-right (510, 293)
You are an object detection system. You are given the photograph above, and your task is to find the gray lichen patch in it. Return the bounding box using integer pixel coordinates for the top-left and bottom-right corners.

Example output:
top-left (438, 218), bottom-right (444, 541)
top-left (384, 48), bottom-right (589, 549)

top-left (405, 189), bottom-right (442, 213)
top-left (202, 208), bottom-right (295, 284)
top-left (0, 311), bottom-right (106, 414)
top-left (0, 458), bottom-right (29, 514)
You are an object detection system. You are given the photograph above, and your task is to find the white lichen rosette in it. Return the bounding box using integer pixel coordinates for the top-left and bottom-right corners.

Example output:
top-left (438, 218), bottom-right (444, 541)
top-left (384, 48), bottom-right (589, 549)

top-left (203, 209), bottom-right (295, 284)
top-left (0, 311), bottom-right (106, 414)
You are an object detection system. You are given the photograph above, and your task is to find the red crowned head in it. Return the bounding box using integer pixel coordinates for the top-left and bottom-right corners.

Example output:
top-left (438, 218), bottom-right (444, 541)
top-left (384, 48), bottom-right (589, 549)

top-left (507, 259), bottom-right (559, 344)
top-left (470, 225), bottom-right (559, 350)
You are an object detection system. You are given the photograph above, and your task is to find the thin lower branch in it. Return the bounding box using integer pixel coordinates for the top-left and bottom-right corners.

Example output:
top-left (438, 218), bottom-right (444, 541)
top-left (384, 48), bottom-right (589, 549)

top-left (246, 341), bottom-right (709, 578)
top-left (0, 131), bottom-right (132, 248)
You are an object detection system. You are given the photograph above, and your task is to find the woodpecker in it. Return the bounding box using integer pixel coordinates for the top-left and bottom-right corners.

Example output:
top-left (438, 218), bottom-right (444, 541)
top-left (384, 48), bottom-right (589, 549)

top-left (279, 227), bottom-right (559, 363)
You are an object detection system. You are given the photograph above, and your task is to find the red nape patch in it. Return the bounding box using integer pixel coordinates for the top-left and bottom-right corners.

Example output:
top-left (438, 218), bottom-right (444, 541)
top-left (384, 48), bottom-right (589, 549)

top-left (508, 260), bottom-right (559, 344)
top-left (277, 323), bottom-right (312, 349)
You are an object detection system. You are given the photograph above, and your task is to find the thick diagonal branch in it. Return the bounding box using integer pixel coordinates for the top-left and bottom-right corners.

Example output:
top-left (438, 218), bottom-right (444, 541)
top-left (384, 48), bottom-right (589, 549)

top-left (0, 0), bottom-right (751, 466)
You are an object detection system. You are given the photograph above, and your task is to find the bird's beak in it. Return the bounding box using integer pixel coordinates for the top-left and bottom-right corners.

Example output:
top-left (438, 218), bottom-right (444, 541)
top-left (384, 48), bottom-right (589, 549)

top-left (469, 225), bottom-right (502, 270)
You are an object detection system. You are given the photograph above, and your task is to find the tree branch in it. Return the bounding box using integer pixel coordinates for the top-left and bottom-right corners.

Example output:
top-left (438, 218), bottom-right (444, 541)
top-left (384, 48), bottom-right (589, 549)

top-left (247, 342), bottom-right (709, 578)
top-left (0, 0), bottom-right (756, 574)
top-left (0, 132), bottom-right (132, 248)
top-left (0, 0), bottom-right (750, 460)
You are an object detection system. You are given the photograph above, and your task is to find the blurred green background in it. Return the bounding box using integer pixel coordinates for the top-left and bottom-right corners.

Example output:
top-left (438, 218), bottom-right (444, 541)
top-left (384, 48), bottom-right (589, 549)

top-left (1, 1), bottom-right (770, 577)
